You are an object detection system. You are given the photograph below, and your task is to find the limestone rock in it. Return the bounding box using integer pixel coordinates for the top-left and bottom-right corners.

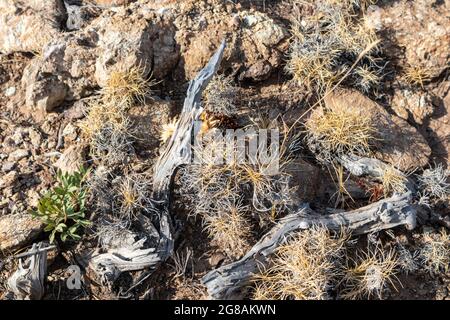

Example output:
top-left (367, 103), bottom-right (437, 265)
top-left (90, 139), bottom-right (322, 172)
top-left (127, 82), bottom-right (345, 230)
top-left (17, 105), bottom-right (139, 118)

top-left (0, 214), bottom-right (44, 251)
top-left (54, 145), bottom-right (87, 174)
top-left (93, 10), bottom-right (179, 86)
top-left (367, 1), bottom-right (450, 78)
top-left (175, 4), bottom-right (288, 81)
top-left (0, 0), bottom-right (64, 54)
top-left (21, 31), bottom-right (98, 119)
top-left (391, 89), bottom-right (434, 125)
top-left (325, 89), bottom-right (431, 171)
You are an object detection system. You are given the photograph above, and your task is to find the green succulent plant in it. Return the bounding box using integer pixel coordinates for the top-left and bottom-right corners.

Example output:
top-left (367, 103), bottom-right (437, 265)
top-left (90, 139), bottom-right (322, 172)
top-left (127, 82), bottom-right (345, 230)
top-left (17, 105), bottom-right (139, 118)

top-left (30, 166), bottom-right (90, 243)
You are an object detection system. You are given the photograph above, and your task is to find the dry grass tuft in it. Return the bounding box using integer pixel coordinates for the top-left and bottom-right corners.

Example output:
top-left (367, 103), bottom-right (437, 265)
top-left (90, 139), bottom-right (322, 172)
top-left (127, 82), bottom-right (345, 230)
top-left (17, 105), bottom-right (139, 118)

top-left (305, 105), bottom-right (376, 162)
top-left (113, 173), bottom-right (152, 221)
top-left (203, 74), bottom-right (237, 116)
top-left (418, 164), bottom-right (450, 205)
top-left (402, 65), bottom-right (432, 88)
top-left (101, 66), bottom-right (157, 108)
top-left (159, 117), bottom-right (179, 143)
top-left (203, 199), bottom-right (252, 259)
top-left (339, 245), bottom-right (399, 299)
top-left (252, 227), bottom-right (349, 300)
top-left (379, 166), bottom-right (408, 197)
top-left (286, 0), bottom-right (383, 93)
top-left (417, 229), bottom-right (449, 275)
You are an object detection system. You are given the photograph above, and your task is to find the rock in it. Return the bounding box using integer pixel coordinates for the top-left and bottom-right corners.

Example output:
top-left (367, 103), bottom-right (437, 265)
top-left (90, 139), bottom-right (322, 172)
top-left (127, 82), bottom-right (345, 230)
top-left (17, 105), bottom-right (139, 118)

top-left (54, 145), bottom-right (86, 174)
top-left (391, 89), bottom-right (434, 125)
top-left (175, 3), bottom-right (288, 81)
top-left (21, 31), bottom-right (98, 118)
top-left (21, 7), bottom-right (178, 118)
top-left (91, 0), bottom-right (133, 6)
top-left (5, 87), bottom-right (16, 97)
top-left (428, 81), bottom-right (450, 165)
top-left (286, 159), bottom-right (322, 203)
top-left (28, 128), bottom-right (42, 147)
top-left (64, 2), bottom-right (102, 31)
top-left (1, 162), bottom-right (16, 173)
top-left (368, 1), bottom-right (450, 78)
top-left (0, 0), bottom-right (64, 54)
top-left (0, 214), bottom-right (44, 251)
top-left (8, 149), bottom-right (29, 161)
top-left (324, 89), bottom-right (431, 171)
top-left (128, 100), bottom-right (172, 153)
top-left (0, 171), bottom-right (19, 189)
top-left (93, 9), bottom-right (179, 85)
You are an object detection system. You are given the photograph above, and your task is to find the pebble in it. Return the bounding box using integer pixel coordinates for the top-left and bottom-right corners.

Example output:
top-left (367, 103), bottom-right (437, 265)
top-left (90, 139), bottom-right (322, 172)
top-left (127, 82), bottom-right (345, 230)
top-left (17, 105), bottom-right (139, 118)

top-left (5, 86), bottom-right (16, 97)
top-left (1, 161), bottom-right (16, 173)
top-left (8, 149), bottom-right (30, 161)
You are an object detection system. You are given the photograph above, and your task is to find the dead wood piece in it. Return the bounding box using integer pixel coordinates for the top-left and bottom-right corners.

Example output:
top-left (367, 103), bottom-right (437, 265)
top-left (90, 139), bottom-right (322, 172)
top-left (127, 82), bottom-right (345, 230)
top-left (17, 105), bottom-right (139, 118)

top-left (338, 155), bottom-right (415, 192)
top-left (6, 242), bottom-right (48, 300)
top-left (202, 192), bottom-right (417, 299)
top-left (84, 41), bottom-right (226, 284)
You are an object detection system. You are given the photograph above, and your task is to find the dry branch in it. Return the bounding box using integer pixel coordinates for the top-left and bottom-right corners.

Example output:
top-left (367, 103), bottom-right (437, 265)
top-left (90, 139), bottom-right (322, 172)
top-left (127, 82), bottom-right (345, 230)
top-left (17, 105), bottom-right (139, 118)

top-left (83, 41), bottom-right (226, 283)
top-left (5, 242), bottom-right (48, 300)
top-left (202, 156), bottom-right (417, 299)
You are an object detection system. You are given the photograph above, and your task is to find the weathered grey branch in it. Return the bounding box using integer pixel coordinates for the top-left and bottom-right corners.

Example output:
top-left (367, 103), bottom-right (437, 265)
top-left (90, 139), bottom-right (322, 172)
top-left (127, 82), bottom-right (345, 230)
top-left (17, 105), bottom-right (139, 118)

top-left (6, 242), bottom-right (48, 300)
top-left (202, 155), bottom-right (418, 299)
top-left (83, 41), bottom-right (226, 284)
top-left (338, 154), bottom-right (415, 192)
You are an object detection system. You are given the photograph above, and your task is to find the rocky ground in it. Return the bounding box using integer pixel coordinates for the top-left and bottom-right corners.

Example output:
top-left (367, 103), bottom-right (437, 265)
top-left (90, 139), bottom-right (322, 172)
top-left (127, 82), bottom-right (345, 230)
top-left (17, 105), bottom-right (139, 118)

top-left (0, 0), bottom-right (449, 300)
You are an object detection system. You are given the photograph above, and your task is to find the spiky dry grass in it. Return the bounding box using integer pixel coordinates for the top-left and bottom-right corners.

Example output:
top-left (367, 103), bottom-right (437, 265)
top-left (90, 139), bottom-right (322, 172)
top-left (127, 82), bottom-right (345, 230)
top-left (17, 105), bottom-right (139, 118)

top-left (180, 123), bottom-right (296, 220)
top-left (305, 105), bottom-right (377, 162)
top-left (379, 166), bottom-right (408, 197)
top-left (339, 245), bottom-right (399, 299)
top-left (403, 65), bottom-right (432, 88)
top-left (101, 66), bottom-right (156, 108)
top-left (203, 74), bottom-right (237, 116)
top-left (286, 0), bottom-right (383, 92)
top-left (81, 66), bottom-right (157, 165)
top-left (354, 64), bottom-right (381, 93)
top-left (159, 117), bottom-right (179, 143)
top-left (418, 164), bottom-right (450, 204)
top-left (252, 227), bottom-right (350, 300)
top-left (203, 199), bottom-right (252, 259)
top-left (286, 37), bottom-right (340, 91)
top-left (417, 229), bottom-right (449, 275)
top-left (113, 173), bottom-right (152, 221)
top-left (395, 244), bottom-right (419, 275)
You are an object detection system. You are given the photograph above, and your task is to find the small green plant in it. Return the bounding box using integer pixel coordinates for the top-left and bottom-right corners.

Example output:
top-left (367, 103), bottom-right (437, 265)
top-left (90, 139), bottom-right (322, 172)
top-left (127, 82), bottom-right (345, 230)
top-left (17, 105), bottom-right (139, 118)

top-left (30, 167), bottom-right (90, 243)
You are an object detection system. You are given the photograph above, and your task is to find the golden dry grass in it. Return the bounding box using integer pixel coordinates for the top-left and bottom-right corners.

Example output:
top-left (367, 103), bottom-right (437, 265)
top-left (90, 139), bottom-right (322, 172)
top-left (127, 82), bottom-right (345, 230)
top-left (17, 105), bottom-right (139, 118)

top-left (159, 117), bottom-right (179, 143)
top-left (252, 227), bottom-right (349, 300)
top-left (339, 245), bottom-right (399, 299)
top-left (379, 166), bottom-right (408, 197)
top-left (402, 65), bottom-right (432, 88)
top-left (418, 228), bottom-right (449, 274)
top-left (203, 199), bottom-right (252, 259)
top-left (101, 66), bottom-right (156, 108)
top-left (305, 105), bottom-right (377, 162)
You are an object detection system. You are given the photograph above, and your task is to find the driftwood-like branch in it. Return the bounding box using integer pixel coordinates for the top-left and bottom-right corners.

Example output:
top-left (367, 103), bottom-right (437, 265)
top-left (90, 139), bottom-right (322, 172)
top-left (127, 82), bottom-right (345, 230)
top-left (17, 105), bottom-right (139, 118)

top-left (83, 41), bottom-right (226, 283)
top-left (338, 155), bottom-right (415, 192)
top-left (153, 40), bottom-right (226, 194)
top-left (202, 156), bottom-right (417, 299)
top-left (6, 242), bottom-right (48, 300)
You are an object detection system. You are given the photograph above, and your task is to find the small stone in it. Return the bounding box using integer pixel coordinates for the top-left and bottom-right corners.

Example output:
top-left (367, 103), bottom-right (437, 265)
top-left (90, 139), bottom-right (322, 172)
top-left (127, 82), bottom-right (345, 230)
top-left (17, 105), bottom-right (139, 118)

top-left (10, 131), bottom-right (24, 145)
top-left (1, 162), bottom-right (16, 173)
top-left (8, 149), bottom-right (30, 161)
top-left (0, 213), bottom-right (44, 251)
top-left (0, 171), bottom-right (18, 189)
top-left (5, 86), bottom-right (16, 96)
top-left (28, 128), bottom-right (42, 147)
